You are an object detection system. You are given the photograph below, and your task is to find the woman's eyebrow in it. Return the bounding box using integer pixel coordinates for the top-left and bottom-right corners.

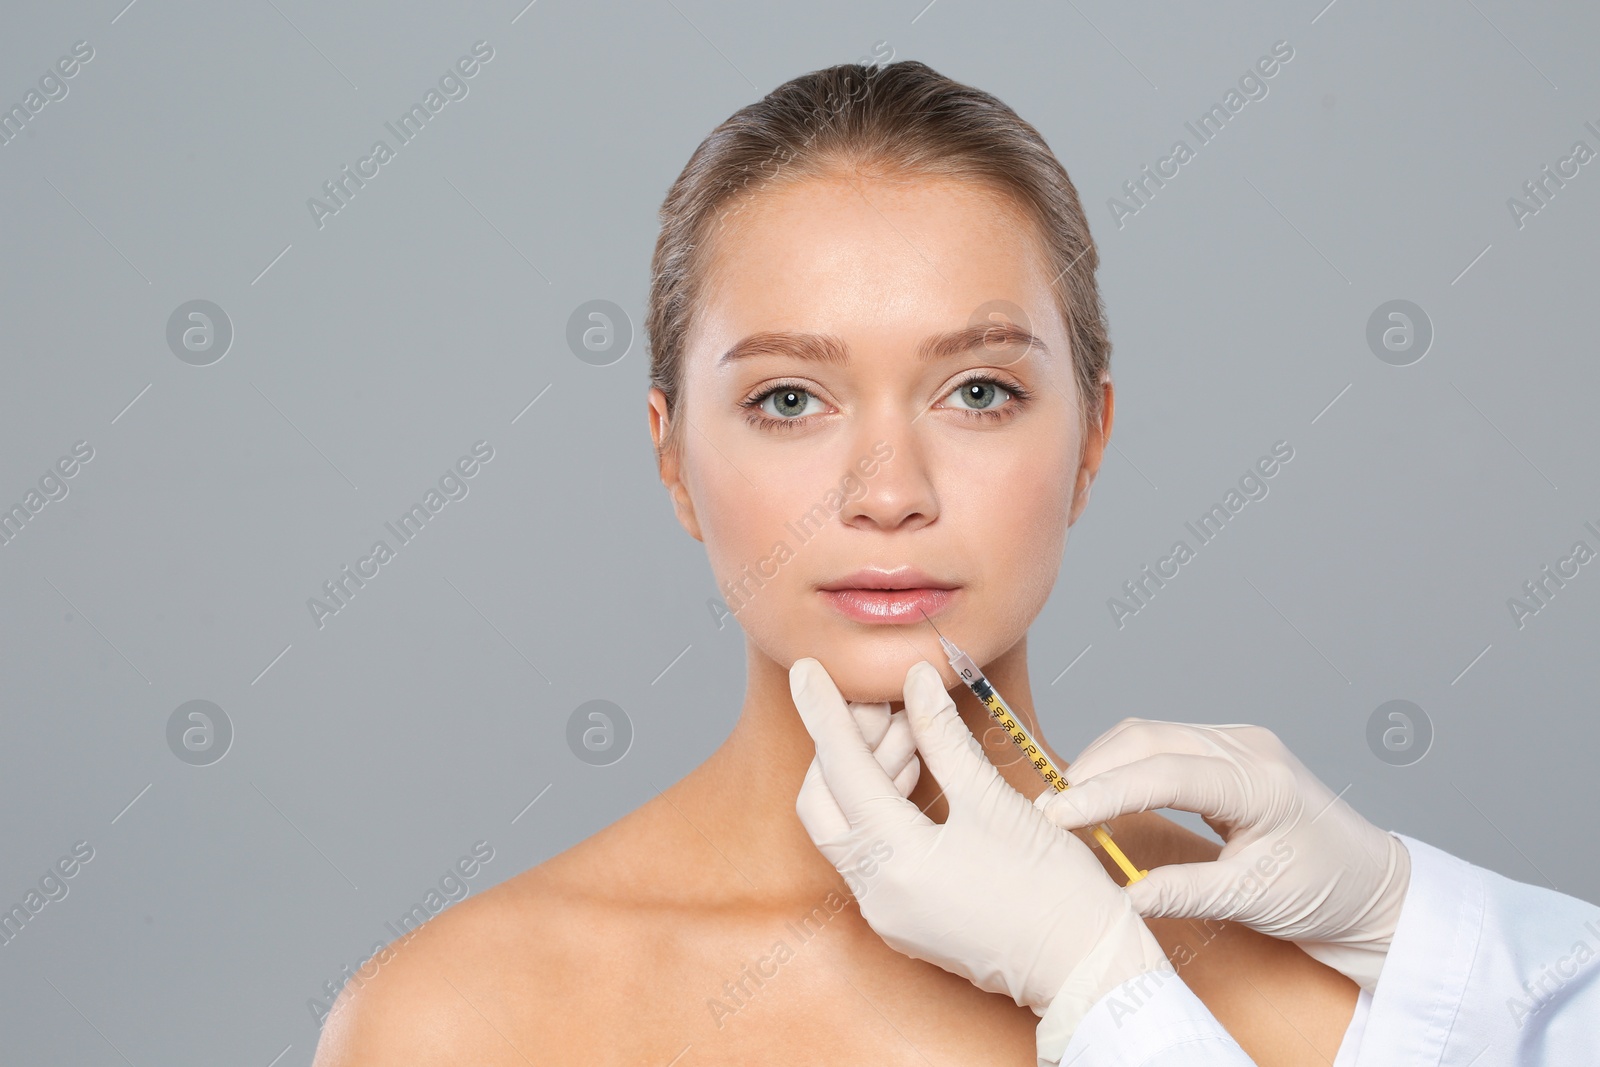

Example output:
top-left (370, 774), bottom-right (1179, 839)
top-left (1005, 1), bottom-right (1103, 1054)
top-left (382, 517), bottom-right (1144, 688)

top-left (717, 322), bottom-right (1049, 366)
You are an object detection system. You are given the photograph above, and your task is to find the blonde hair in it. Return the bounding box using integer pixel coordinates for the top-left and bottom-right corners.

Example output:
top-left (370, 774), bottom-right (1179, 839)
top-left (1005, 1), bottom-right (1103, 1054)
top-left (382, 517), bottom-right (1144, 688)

top-left (646, 59), bottom-right (1109, 458)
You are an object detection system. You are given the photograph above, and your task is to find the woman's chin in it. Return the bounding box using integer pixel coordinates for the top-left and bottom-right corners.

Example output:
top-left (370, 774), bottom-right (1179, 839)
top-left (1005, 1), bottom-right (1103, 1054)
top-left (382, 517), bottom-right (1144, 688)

top-left (791, 643), bottom-right (955, 704)
top-left (834, 677), bottom-right (906, 704)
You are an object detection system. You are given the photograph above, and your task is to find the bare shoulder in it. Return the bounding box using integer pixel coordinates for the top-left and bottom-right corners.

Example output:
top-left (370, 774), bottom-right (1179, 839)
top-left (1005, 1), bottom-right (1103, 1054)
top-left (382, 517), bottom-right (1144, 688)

top-left (307, 867), bottom-right (559, 1065)
top-left (311, 806), bottom-right (680, 1067)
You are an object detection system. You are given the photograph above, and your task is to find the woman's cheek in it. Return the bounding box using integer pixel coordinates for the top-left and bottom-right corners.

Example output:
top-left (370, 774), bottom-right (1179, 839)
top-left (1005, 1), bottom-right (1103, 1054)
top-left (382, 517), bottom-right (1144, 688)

top-left (698, 472), bottom-right (806, 612)
top-left (990, 508), bottom-right (1064, 630)
top-left (991, 461), bottom-right (1073, 617)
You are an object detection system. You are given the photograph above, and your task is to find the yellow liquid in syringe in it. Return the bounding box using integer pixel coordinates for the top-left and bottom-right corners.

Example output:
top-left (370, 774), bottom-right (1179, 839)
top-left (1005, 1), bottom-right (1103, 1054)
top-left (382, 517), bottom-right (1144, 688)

top-left (918, 611), bottom-right (1148, 887)
top-left (969, 682), bottom-right (1148, 886)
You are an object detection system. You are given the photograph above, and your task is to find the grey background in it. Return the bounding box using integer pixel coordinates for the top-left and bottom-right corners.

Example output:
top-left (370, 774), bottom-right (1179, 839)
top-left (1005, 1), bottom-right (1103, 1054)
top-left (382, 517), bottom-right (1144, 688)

top-left (2, 0), bottom-right (1596, 1062)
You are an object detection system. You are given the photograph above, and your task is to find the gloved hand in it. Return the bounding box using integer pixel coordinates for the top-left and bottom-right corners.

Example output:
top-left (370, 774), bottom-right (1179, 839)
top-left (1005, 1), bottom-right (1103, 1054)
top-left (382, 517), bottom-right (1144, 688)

top-left (1035, 718), bottom-right (1412, 993)
top-left (792, 657), bottom-right (1171, 1049)
top-left (839, 695), bottom-right (923, 800)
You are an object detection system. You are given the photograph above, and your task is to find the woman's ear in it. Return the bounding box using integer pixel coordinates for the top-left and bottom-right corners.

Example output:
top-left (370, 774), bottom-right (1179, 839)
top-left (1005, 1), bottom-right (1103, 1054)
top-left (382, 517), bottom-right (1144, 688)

top-left (647, 387), bottom-right (704, 542)
top-left (1067, 375), bottom-right (1114, 528)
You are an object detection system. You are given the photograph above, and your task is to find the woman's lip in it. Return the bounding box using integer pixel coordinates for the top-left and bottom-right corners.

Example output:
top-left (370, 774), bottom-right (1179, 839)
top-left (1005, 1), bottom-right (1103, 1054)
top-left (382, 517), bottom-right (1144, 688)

top-left (818, 587), bottom-right (956, 624)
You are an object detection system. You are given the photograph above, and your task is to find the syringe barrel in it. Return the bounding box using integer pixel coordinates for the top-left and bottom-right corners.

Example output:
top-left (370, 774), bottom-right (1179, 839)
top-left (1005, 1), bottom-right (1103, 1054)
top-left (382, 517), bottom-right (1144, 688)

top-left (942, 638), bottom-right (1048, 754)
top-left (940, 637), bottom-right (990, 695)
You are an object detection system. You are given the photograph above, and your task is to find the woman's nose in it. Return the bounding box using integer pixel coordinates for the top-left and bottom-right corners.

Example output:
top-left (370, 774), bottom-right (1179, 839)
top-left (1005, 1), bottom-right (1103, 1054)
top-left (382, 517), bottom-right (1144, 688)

top-left (835, 427), bottom-right (938, 532)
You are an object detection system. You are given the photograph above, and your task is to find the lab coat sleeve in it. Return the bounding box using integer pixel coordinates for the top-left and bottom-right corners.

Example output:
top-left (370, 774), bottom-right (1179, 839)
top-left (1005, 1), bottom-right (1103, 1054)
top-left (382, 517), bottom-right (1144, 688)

top-left (1347, 832), bottom-right (1600, 1065)
top-left (1038, 964), bottom-right (1254, 1067)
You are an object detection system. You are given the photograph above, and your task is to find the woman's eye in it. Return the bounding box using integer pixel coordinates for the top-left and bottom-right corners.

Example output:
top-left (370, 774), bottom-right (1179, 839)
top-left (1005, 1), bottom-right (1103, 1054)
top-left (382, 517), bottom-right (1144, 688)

top-left (745, 377), bottom-right (1026, 431)
top-left (758, 387), bottom-right (822, 420)
top-left (941, 378), bottom-right (1016, 412)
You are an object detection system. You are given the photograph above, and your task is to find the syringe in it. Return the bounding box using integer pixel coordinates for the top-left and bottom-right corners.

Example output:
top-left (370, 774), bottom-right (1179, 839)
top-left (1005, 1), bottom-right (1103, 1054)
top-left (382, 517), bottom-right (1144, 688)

top-left (919, 611), bottom-right (1148, 886)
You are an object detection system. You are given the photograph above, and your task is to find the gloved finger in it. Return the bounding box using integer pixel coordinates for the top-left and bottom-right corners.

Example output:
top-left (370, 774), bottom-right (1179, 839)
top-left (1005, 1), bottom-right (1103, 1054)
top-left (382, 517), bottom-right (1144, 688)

top-left (1059, 716), bottom-right (1156, 780)
top-left (1123, 858), bottom-right (1254, 923)
top-left (803, 700), bottom-right (901, 834)
top-left (1039, 754), bottom-right (1256, 832)
top-left (872, 709), bottom-right (919, 783)
top-left (795, 754), bottom-right (850, 850)
top-left (891, 752), bottom-right (921, 797)
top-left (901, 659), bottom-right (999, 808)
top-left (797, 754), bottom-right (910, 879)
top-left (850, 701), bottom-right (892, 748)
top-left (791, 658), bottom-right (915, 830)
top-left (1065, 719), bottom-right (1229, 785)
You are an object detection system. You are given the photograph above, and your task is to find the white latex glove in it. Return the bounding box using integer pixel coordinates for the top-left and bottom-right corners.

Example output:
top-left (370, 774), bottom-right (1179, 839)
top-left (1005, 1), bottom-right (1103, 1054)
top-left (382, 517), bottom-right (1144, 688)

top-left (842, 695), bottom-right (923, 796)
top-left (1036, 718), bottom-right (1411, 993)
top-left (792, 657), bottom-right (1170, 1046)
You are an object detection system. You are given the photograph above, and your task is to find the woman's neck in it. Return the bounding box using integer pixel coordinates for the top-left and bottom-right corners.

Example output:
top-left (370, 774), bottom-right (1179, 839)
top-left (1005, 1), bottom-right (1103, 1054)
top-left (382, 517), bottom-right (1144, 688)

top-left (671, 633), bottom-right (1068, 907)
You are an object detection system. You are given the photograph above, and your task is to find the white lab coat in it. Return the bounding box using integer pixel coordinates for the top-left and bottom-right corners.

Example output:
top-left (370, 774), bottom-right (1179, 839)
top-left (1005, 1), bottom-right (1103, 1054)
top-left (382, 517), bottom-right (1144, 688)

top-left (1041, 833), bottom-right (1600, 1066)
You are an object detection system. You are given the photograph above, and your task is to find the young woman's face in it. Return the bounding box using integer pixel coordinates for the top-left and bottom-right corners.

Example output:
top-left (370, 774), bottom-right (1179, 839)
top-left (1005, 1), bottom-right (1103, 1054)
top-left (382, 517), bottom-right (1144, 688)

top-left (649, 172), bottom-right (1111, 703)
